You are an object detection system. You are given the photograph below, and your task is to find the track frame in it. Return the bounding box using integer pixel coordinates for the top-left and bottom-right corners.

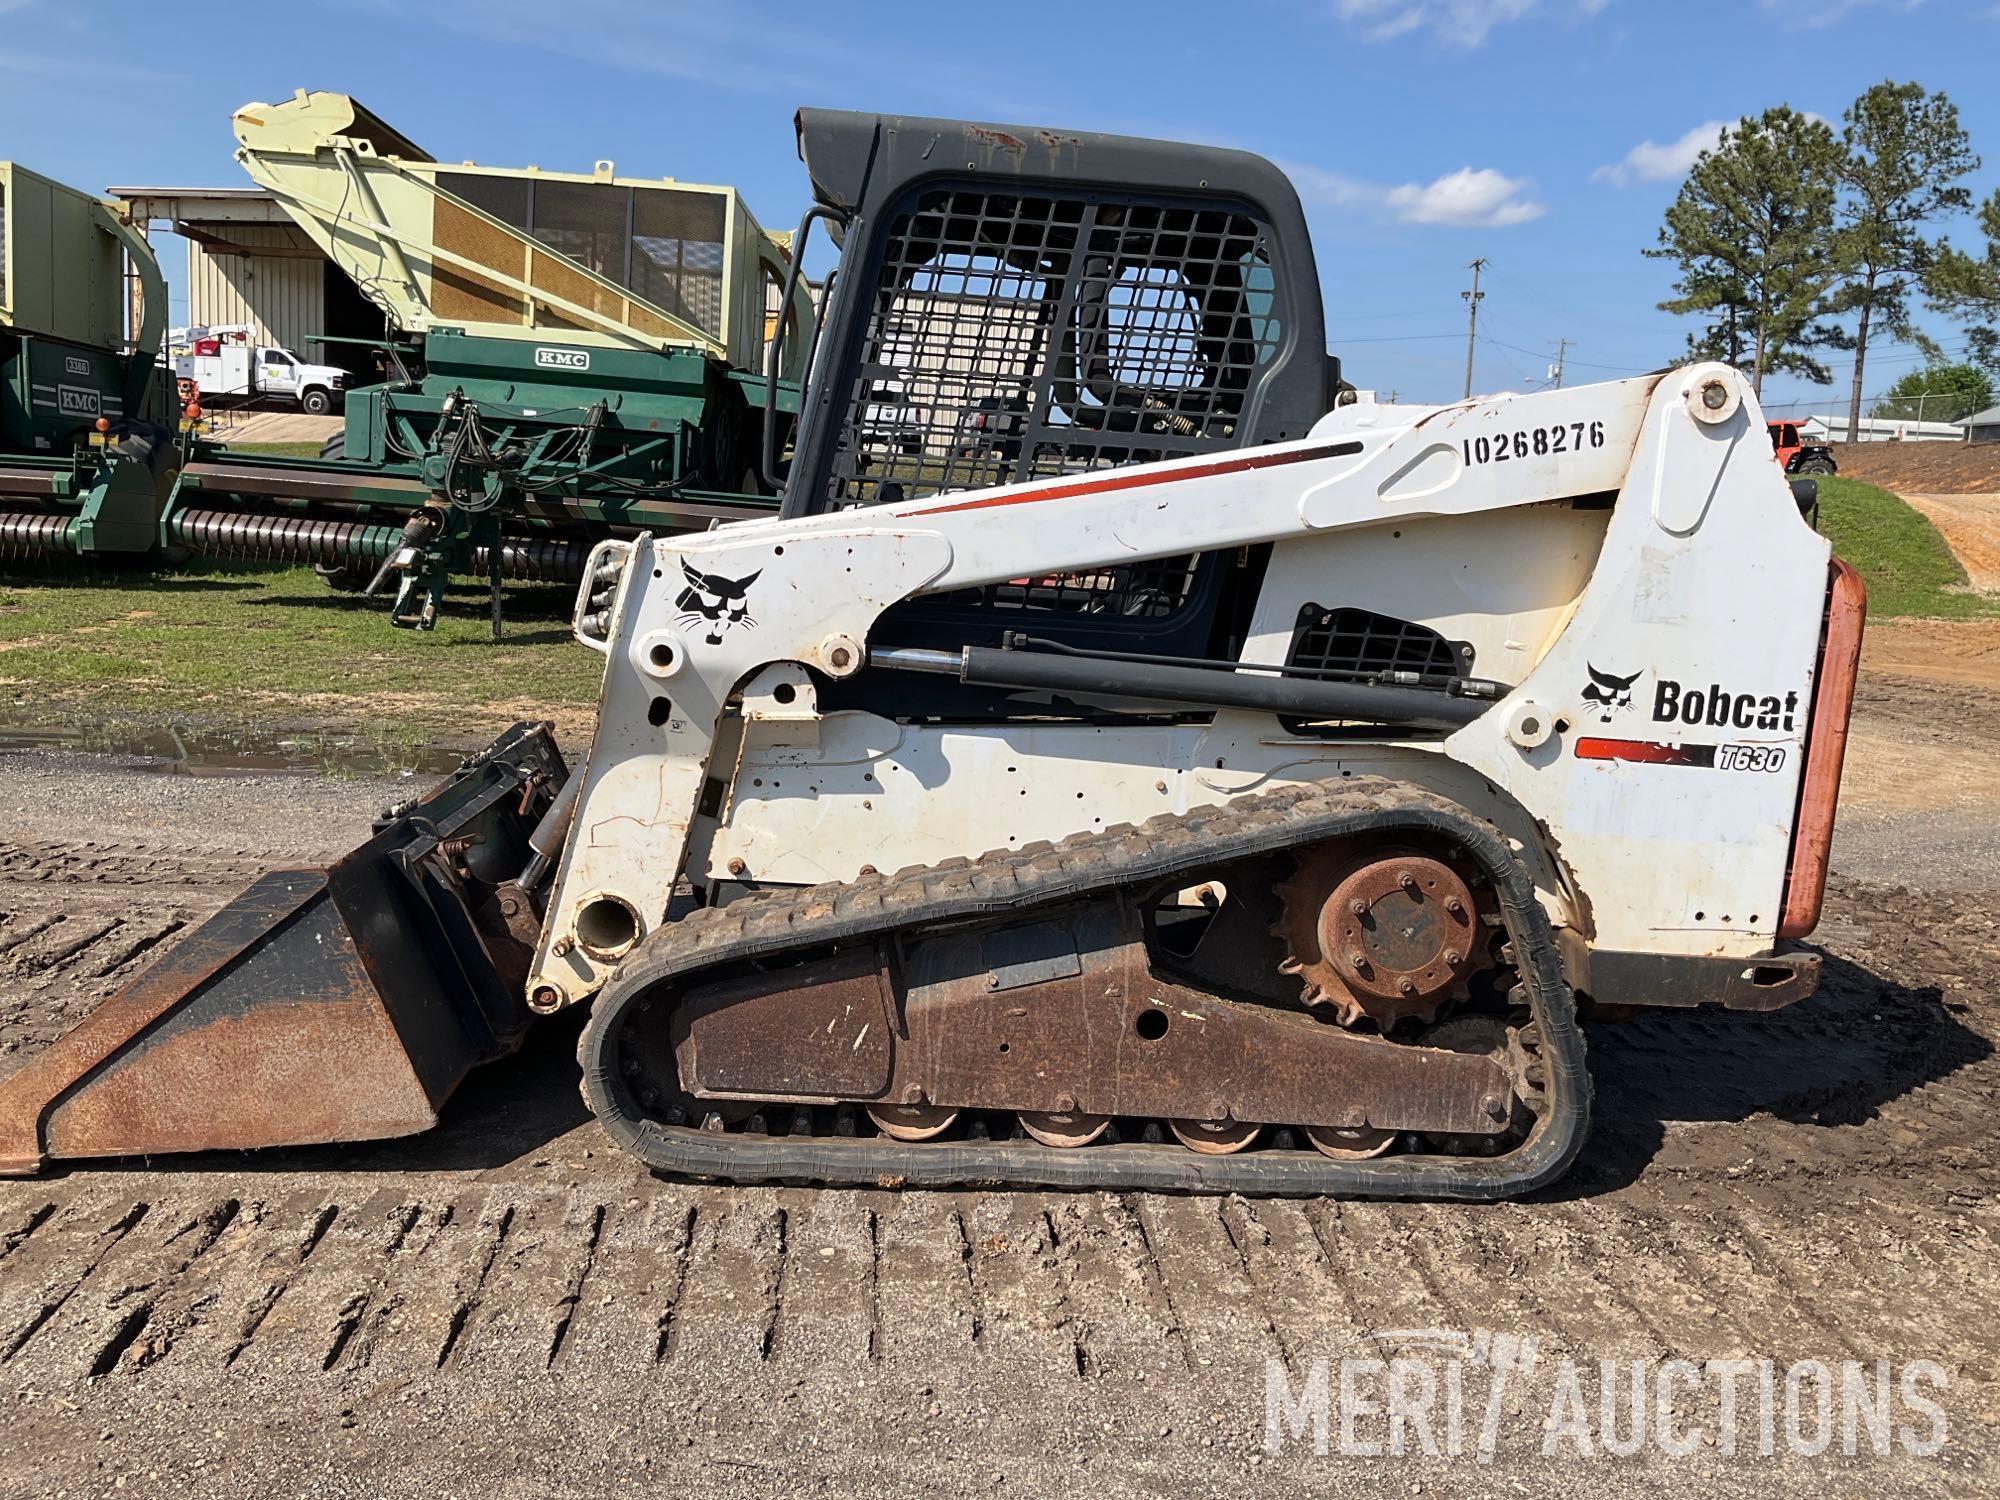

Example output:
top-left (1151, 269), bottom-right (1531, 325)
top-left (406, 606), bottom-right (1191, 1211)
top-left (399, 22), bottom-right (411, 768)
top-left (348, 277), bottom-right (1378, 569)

top-left (579, 778), bottom-right (1589, 1198)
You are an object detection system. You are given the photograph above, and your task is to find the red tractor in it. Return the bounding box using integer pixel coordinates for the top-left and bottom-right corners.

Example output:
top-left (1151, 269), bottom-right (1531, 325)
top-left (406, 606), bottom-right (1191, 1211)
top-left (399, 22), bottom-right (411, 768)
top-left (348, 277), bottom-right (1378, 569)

top-left (1768, 419), bottom-right (1838, 475)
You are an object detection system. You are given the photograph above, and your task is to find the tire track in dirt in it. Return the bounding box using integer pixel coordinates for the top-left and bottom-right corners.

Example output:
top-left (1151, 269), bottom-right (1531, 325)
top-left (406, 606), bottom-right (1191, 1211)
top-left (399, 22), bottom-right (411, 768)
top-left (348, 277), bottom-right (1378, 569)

top-left (0, 817), bottom-right (1992, 1437)
top-left (2, 1180), bottom-right (1986, 1401)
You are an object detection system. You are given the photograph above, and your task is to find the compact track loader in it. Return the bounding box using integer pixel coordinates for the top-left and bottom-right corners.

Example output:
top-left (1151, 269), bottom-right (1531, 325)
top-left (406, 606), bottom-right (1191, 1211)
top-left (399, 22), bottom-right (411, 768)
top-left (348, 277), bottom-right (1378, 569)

top-left (0, 111), bottom-right (1864, 1199)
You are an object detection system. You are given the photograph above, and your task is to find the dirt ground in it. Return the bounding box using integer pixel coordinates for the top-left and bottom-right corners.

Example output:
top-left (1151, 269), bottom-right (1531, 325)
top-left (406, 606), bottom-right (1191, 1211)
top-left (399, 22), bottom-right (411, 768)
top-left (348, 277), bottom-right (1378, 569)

top-left (0, 648), bottom-right (1996, 1496)
top-left (199, 411), bottom-right (344, 448)
top-left (1824, 441), bottom-right (2000, 597)
top-left (1900, 494), bottom-right (2000, 591)
top-left (1829, 441), bottom-right (2000, 494)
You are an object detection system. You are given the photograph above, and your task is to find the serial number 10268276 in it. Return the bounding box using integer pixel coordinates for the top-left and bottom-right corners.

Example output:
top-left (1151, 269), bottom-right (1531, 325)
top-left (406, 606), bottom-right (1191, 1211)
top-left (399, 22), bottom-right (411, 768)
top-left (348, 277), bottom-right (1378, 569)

top-left (1463, 421), bottom-right (1606, 465)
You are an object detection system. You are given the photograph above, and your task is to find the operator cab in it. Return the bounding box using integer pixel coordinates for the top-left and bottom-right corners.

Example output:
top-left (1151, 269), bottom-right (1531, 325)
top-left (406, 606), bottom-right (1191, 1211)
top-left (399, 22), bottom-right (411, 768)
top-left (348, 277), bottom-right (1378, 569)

top-left (765, 110), bottom-right (1355, 703)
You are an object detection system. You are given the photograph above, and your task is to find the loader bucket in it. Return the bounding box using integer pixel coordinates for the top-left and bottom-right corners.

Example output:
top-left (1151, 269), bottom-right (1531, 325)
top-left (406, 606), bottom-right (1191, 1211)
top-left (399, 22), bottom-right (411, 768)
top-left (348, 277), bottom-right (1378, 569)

top-left (0, 722), bottom-right (567, 1175)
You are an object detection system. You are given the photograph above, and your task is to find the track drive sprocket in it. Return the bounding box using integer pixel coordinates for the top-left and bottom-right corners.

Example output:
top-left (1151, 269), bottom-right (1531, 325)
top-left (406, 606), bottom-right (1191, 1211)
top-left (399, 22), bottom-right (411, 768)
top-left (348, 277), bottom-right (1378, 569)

top-left (1273, 843), bottom-right (1492, 1030)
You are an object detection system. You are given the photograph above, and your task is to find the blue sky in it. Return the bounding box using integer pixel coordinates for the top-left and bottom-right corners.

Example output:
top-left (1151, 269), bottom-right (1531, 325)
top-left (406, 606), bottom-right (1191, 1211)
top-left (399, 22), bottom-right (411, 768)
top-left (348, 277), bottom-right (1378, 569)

top-left (4, 0), bottom-right (1997, 413)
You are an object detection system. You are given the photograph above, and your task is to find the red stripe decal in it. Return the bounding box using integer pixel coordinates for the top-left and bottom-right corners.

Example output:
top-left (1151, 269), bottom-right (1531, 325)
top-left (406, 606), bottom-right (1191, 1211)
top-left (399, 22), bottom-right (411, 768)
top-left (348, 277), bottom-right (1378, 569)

top-left (903, 440), bottom-right (1364, 518)
top-left (1574, 737), bottom-right (1714, 767)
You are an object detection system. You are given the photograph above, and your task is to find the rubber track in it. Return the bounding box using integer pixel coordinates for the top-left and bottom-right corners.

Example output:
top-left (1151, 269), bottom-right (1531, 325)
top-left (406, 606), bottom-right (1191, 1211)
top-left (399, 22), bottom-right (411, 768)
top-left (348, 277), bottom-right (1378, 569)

top-left (578, 777), bottom-right (1591, 1198)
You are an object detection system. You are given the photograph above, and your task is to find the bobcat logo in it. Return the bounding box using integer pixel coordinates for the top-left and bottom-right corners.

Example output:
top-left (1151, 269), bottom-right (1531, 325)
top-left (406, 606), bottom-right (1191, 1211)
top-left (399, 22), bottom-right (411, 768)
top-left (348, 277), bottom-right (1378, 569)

top-left (1580, 664), bottom-right (1642, 722)
top-left (676, 558), bottom-right (762, 645)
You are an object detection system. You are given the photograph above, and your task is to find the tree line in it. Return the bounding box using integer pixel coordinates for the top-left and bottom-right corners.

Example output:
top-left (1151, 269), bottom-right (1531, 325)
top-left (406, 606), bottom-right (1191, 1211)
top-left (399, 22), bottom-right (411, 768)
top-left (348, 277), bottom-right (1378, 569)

top-left (1648, 81), bottom-right (2000, 437)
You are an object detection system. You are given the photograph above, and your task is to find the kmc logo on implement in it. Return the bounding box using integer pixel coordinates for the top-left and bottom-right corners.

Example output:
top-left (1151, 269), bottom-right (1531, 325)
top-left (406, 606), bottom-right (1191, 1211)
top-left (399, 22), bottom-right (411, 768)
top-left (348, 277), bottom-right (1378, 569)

top-left (57, 386), bottom-right (101, 417)
top-left (534, 348), bottom-right (590, 371)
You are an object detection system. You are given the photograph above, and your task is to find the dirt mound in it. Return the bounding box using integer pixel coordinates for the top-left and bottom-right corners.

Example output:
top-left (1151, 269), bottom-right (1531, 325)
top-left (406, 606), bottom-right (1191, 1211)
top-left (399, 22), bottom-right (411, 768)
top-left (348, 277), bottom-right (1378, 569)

top-left (1900, 493), bottom-right (2000, 590)
top-left (1830, 441), bottom-right (2000, 493)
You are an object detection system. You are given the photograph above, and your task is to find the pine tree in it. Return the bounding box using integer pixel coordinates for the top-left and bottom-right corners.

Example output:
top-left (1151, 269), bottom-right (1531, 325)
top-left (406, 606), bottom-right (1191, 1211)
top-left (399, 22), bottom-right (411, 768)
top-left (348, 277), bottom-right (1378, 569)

top-left (1828, 83), bottom-right (1979, 441)
top-left (1929, 190), bottom-right (2000, 378)
top-left (1646, 107), bottom-right (1845, 396)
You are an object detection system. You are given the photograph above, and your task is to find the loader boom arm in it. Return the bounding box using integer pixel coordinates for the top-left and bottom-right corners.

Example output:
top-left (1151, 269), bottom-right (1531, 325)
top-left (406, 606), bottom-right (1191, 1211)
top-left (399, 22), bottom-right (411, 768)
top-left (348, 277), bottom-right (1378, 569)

top-left (530, 363), bottom-right (1836, 1011)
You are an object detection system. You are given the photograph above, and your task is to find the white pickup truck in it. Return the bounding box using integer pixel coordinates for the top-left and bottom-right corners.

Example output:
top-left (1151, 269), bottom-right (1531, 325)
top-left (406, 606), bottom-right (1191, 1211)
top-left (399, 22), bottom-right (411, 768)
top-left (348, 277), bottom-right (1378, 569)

top-left (171, 328), bottom-right (347, 414)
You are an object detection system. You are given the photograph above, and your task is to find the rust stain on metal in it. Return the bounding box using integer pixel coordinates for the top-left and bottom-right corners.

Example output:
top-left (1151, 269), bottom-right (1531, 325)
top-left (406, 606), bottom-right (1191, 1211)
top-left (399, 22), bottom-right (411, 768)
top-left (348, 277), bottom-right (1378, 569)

top-left (968, 126), bottom-right (1027, 153)
top-left (676, 948), bottom-right (895, 1101)
top-left (48, 995), bottom-right (440, 1162)
top-left (0, 871), bottom-right (326, 1174)
top-left (0, 723), bottom-right (565, 1175)
top-left (670, 905), bottom-right (1510, 1137)
top-left (1276, 845), bottom-right (1491, 1029)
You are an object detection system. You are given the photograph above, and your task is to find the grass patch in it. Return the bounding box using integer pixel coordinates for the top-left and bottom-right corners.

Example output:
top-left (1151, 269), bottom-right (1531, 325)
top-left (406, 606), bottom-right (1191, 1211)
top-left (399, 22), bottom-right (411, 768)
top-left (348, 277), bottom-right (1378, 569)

top-left (1816, 477), bottom-right (2000, 621)
top-left (0, 559), bottom-right (604, 740)
top-left (6, 472), bottom-right (1971, 745)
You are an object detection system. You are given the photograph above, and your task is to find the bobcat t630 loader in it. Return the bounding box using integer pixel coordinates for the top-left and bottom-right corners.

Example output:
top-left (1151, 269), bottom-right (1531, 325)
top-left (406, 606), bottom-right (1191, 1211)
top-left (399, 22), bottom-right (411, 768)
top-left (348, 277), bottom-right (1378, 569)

top-left (0, 111), bottom-right (1864, 1199)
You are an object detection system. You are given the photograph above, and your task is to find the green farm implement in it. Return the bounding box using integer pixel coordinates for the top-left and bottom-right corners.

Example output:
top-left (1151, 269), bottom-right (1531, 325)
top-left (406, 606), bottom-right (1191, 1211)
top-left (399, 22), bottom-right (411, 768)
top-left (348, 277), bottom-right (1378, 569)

top-left (0, 163), bottom-right (177, 561)
top-left (166, 91), bottom-right (813, 629)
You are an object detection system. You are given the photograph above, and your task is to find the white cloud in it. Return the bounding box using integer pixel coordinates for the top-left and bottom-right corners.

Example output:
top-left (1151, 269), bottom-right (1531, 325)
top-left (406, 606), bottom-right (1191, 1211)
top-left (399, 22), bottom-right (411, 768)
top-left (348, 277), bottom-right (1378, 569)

top-left (1592, 120), bottom-right (1729, 186)
top-left (1332, 0), bottom-right (1602, 48)
top-left (1388, 168), bottom-right (1547, 227)
top-left (1289, 162), bottom-right (1546, 228)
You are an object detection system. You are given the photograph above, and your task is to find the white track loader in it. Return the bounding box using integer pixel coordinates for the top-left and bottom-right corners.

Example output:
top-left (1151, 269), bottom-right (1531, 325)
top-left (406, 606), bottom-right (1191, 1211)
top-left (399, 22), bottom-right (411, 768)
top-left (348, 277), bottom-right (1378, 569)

top-left (0, 111), bottom-right (1862, 1199)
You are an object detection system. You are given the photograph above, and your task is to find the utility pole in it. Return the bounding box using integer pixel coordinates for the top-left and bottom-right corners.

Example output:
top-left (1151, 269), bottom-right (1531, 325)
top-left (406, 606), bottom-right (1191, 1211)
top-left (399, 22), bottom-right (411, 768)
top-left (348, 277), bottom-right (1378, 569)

top-left (1549, 337), bottom-right (1568, 390)
top-left (1460, 258), bottom-right (1486, 400)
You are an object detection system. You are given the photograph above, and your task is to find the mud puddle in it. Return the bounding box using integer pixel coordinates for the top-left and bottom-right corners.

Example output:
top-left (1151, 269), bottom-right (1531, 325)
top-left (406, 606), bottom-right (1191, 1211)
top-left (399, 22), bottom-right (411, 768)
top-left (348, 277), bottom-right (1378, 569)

top-left (0, 716), bottom-right (463, 778)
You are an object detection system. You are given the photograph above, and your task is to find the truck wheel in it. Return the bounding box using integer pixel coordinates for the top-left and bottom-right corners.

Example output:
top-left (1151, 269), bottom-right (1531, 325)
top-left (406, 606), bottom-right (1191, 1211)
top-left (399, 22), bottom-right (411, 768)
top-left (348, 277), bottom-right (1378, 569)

top-left (1798, 455), bottom-right (1835, 476)
top-left (302, 388), bottom-right (332, 416)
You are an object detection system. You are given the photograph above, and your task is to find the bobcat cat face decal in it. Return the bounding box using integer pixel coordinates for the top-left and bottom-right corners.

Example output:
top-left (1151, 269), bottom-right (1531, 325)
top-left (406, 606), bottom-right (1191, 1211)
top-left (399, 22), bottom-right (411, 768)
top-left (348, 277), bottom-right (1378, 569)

top-left (676, 559), bottom-right (762, 646)
top-left (1580, 663), bottom-right (1642, 723)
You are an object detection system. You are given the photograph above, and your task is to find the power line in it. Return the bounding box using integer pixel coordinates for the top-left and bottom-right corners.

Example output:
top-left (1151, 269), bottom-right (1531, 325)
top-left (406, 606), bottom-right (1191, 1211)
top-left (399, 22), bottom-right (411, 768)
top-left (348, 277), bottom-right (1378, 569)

top-left (1479, 333), bottom-right (1655, 375)
top-left (1478, 335), bottom-right (1534, 387)
top-left (1328, 332), bottom-right (1463, 344)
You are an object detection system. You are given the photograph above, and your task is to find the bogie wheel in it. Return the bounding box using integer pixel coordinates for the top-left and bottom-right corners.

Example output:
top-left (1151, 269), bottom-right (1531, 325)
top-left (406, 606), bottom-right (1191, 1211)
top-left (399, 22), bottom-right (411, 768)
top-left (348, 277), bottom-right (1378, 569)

top-left (1303, 1125), bottom-right (1399, 1160)
top-left (1020, 1110), bottom-right (1111, 1148)
top-left (866, 1103), bottom-right (959, 1142)
top-left (1171, 1118), bottom-right (1263, 1155)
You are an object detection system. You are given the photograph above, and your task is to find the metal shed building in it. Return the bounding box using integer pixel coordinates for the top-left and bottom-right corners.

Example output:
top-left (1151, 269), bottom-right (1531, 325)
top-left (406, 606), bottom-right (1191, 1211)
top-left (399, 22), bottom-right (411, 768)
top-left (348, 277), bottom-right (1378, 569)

top-left (105, 186), bottom-right (385, 374)
top-left (1962, 404), bottom-right (2000, 446)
